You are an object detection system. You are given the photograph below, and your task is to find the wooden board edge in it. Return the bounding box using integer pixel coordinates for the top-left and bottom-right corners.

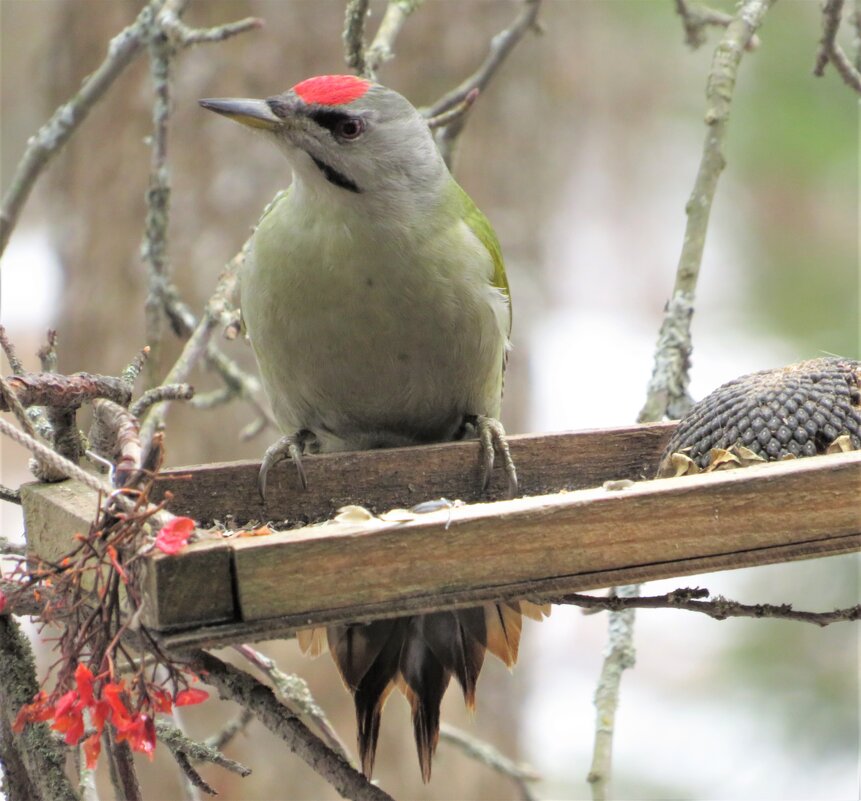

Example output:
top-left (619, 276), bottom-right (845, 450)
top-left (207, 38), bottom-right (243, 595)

top-left (156, 532), bottom-right (860, 651)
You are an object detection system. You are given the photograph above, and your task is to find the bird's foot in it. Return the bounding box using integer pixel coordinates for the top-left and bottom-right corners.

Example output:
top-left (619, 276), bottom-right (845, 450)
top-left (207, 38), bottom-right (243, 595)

top-left (258, 430), bottom-right (313, 502)
top-left (464, 414), bottom-right (518, 498)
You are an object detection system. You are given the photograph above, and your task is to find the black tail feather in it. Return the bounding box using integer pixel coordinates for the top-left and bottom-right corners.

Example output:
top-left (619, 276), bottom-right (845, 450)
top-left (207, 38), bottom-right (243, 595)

top-left (326, 602), bottom-right (544, 780)
top-left (328, 619), bottom-right (407, 777)
top-left (398, 618), bottom-right (451, 782)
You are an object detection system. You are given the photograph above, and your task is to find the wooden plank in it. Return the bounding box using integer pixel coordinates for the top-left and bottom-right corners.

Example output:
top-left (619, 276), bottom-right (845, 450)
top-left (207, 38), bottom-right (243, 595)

top-left (19, 480), bottom-right (237, 631)
top-left (156, 449), bottom-right (858, 650)
top-left (20, 428), bottom-right (860, 650)
top-left (140, 542), bottom-right (237, 629)
top-left (153, 422), bottom-right (675, 525)
top-left (162, 524), bottom-right (859, 652)
top-left (21, 481), bottom-right (101, 564)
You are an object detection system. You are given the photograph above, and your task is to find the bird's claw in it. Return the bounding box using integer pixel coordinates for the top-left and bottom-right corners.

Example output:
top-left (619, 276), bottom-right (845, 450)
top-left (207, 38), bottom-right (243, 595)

top-left (258, 431), bottom-right (311, 502)
top-left (469, 414), bottom-right (518, 499)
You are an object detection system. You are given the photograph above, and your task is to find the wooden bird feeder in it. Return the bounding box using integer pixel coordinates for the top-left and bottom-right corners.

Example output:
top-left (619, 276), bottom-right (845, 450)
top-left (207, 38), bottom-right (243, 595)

top-left (20, 422), bottom-right (861, 650)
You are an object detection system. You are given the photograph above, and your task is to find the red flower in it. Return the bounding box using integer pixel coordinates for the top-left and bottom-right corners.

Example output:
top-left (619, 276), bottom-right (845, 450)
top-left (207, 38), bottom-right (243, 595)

top-left (83, 732), bottom-right (101, 769)
top-left (175, 687), bottom-right (209, 707)
top-left (92, 699), bottom-right (111, 734)
top-left (51, 690), bottom-right (85, 745)
top-left (155, 517), bottom-right (195, 555)
top-left (102, 681), bottom-right (132, 729)
top-left (0, 588), bottom-right (6, 613)
top-left (74, 663), bottom-right (95, 706)
top-left (116, 714), bottom-right (156, 759)
top-left (52, 689), bottom-right (78, 719)
top-left (12, 691), bottom-right (53, 732)
top-left (151, 687), bottom-right (173, 714)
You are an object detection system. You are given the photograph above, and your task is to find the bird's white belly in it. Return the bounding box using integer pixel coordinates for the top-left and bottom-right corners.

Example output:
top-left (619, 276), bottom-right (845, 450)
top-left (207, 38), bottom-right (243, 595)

top-left (243, 217), bottom-right (507, 452)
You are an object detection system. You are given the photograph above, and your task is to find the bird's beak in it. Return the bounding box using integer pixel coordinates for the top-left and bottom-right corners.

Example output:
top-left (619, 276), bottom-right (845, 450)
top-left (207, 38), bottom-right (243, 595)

top-left (198, 98), bottom-right (281, 131)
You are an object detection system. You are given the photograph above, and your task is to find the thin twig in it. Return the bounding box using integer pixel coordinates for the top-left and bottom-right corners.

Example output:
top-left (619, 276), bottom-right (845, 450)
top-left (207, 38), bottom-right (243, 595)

top-left (0, 536), bottom-right (26, 555)
top-left (159, 10), bottom-right (262, 45)
top-left (140, 253), bottom-right (243, 447)
top-left (141, 2), bottom-right (261, 383)
top-left (674, 0), bottom-right (760, 50)
top-left (554, 587), bottom-right (861, 626)
top-left (365, 0), bottom-right (425, 79)
top-left (639, 0), bottom-right (777, 423)
top-left (814, 0), bottom-right (861, 94)
top-left (0, 0), bottom-right (163, 257)
top-left (161, 274), bottom-right (272, 427)
top-left (423, 0), bottom-right (542, 167)
top-left (586, 584), bottom-right (639, 800)
top-left (426, 88), bottom-right (479, 130)
top-left (204, 707), bottom-right (254, 752)
top-left (239, 414), bottom-right (268, 441)
top-left (173, 748), bottom-right (212, 798)
top-left (854, 0), bottom-right (861, 72)
top-left (439, 722), bottom-right (540, 801)
top-left (0, 327), bottom-right (53, 440)
top-left (189, 387), bottom-right (234, 410)
top-left (37, 330), bottom-right (59, 373)
top-left (609, 4), bottom-right (779, 795)
top-left (157, 718), bottom-right (252, 777)
top-left (141, 1), bottom-right (181, 383)
top-left (0, 486), bottom-right (22, 506)
top-left (90, 398), bottom-right (143, 485)
top-left (423, 0), bottom-right (542, 117)
top-left (130, 383), bottom-right (194, 418)
top-left (344, 0), bottom-right (371, 76)
top-left (121, 346), bottom-right (151, 388)
top-left (233, 644), bottom-right (352, 763)
top-left (156, 717), bottom-right (251, 798)
top-left (191, 650), bottom-right (395, 801)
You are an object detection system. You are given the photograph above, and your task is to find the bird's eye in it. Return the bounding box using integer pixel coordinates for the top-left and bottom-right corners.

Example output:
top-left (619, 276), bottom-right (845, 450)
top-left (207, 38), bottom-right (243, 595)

top-left (335, 118), bottom-right (365, 140)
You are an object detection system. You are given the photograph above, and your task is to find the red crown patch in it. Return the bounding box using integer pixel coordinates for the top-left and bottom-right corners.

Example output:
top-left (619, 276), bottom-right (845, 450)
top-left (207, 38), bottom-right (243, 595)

top-left (293, 75), bottom-right (371, 106)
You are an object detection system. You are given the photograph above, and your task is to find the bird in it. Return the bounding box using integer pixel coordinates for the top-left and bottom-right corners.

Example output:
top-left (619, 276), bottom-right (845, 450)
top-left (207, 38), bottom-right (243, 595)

top-left (200, 74), bottom-right (545, 781)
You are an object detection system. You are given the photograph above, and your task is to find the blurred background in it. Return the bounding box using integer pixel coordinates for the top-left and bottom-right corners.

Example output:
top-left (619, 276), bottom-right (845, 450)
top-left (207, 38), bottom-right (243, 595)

top-left (1, 0), bottom-right (857, 799)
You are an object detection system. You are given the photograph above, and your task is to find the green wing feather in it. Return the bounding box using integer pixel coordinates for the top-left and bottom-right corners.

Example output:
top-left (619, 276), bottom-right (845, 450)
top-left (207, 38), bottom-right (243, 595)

top-left (455, 183), bottom-right (511, 333)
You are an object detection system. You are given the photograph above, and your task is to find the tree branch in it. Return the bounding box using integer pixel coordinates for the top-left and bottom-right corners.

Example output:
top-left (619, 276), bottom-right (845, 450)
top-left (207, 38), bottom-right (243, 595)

top-left (365, 0), bottom-right (425, 79)
top-left (555, 587), bottom-right (861, 626)
top-left (423, 0), bottom-right (543, 168)
top-left (439, 722), bottom-right (540, 801)
top-left (586, 584), bottom-right (638, 800)
top-left (140, 0), bottom-right (261, 382)
top-left (674, 0), bottom-right (761, 50)
top-left (105, 726), bottom-right (144, 801)
top-left (204, 707), bottom-right (254, 752)
top-left (140, 252), bottom-right (243, 448)
top-left (233, 644), bottom-right (353, 763)
top-left (343, 0), bottom-right (371, 76)
top-left (639, 0), bottom-right (777, 423)
top-left (190, 650), bottom-right (395, 801)
top-left (813, 0), bottom-right (861, 94)
top-left (130, 383), bottom-right (194, 419)
top-left (423, 0), bottom-right (542, 117)
top-left (157, 717), bottom-right (252, 777)
top-left (141, 1), bottom-right (181, 382)
top-left (0, 0), bottom-right (163, 258)
top-left (0, 616), bottom-right (79, 801)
